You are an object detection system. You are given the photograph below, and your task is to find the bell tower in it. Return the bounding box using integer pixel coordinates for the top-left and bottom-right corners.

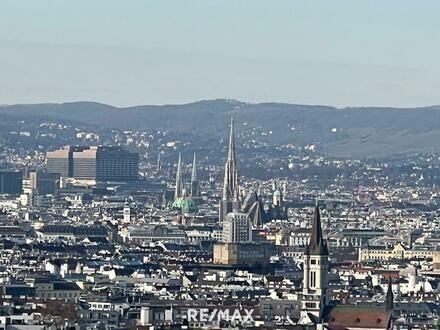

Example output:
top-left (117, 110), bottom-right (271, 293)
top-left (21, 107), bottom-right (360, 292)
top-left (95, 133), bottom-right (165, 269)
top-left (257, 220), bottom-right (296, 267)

top-left (300, 205), bottom-right (329, 323)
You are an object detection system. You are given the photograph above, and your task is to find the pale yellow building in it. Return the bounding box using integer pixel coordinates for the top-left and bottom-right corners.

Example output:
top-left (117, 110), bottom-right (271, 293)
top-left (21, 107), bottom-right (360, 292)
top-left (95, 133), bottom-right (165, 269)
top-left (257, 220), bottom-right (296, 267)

top-left (213, 242), bottom-right (274, 266)
top-left (359, 243), bottom-right (440, 262)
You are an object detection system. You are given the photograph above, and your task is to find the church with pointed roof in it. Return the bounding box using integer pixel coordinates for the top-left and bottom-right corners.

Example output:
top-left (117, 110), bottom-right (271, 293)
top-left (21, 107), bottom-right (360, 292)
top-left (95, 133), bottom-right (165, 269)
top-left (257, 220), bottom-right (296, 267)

top-left (299, 205), bottom-right (394, 330)
top-left (171, 153), bottom-right (197, 216)
top-left (219, 118), bottom-right (240, 224)
top-left (300, 205), bottom-right (329, 325)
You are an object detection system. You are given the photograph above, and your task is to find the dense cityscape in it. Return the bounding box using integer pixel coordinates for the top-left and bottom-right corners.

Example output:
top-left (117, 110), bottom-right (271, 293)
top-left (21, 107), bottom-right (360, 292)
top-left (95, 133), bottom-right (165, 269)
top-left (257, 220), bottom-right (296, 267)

top-left (2, 1), bottom-right (440, 329)
top-left (0, 115), bottom-right (438, 330)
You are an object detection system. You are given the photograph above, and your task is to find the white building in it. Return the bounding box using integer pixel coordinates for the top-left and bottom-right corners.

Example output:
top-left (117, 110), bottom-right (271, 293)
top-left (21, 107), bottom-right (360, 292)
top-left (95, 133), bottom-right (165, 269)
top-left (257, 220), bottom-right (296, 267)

top-left (222, 212), bottom-right (252, 243)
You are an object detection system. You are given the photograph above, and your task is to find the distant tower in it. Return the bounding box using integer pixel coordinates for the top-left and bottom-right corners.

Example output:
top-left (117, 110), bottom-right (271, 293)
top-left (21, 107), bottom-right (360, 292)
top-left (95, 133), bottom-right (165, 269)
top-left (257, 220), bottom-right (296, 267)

top-left (190, 153), bottom-right (200, 197)
top-left (272, 179), bottom-right (277, 192)
top-left (123, 200), bottom-right (131, 223)
top-left (167, 163), bottom-right (173, 181)
top-left (272, 182), bottom-right (282, 207)
top-left (174, 153), bottom-right (184, 201)
top-left (267, 179), bottom-right (288, 221)
top-left (300, 206), bottom-right (329, 323)
top-left (157, 153), bottom-right (162, 172)
top-left (282, 180), bottom-right (288, 196)
top-left (209, 172), bottom-right (216, 190)
top-left (219, 118), bottom-right (240, 223)
top-left (386, 278), bottom-right (394, 312)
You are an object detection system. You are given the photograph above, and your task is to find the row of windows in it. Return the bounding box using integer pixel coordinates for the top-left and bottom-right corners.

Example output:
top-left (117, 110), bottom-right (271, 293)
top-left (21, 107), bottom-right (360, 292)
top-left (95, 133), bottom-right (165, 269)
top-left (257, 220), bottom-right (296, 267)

top-left (305, 302), bottom-right (318, 309)
top-left (310, 259), bottom-right (326, 265)
top-left (38, 291), bottom-right (79, 299)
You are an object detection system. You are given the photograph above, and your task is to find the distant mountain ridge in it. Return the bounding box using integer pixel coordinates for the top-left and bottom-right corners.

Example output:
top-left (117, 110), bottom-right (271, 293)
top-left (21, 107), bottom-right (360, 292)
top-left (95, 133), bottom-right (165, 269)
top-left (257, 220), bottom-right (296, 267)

top-left (1, 99), bottom-right (440, 157)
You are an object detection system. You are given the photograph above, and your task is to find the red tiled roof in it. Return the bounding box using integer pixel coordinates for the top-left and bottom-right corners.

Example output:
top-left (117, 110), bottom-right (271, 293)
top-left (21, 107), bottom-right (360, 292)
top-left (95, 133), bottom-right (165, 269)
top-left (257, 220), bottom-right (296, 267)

top-left (325, 305), bottom-right (392, 330)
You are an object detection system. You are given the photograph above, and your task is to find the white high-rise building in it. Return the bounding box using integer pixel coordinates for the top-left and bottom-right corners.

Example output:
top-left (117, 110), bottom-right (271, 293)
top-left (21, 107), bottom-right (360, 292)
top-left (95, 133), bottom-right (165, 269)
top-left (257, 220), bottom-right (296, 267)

top-left (222, 212), bottom-right (252, 243)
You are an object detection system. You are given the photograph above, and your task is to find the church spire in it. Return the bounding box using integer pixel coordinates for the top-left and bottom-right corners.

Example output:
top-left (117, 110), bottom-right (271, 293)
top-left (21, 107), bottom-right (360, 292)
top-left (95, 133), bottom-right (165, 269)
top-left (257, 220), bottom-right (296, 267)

top-left (190, 152), bottom-right (200, 197)
top-left (300, 205), bottom-right (329, 324)
top-left (228, 117), bottom-right (236, 162)
top-left (174, 152), bottom-right (184, 200)
top-left (305, 206), bottom-right (329, 256)
top-left (191, 152), bottom-right (198, 183)
top-left (386, 277), bottom-right (394, 312)
top-left (222, 117), bottom-right (239, 201)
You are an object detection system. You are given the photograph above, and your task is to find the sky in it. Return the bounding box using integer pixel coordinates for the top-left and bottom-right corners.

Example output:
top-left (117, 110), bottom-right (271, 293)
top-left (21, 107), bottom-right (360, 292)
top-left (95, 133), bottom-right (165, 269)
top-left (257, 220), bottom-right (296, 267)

top-left (1, 0), bottom-right (440, 107)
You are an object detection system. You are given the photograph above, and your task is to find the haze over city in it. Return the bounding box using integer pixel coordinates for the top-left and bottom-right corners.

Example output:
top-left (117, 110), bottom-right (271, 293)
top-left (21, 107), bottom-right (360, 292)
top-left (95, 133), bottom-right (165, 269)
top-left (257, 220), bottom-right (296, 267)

top-left (1, 0), bottom-right (440, 107)
top-left (1, 2), bottom-right (440, 330)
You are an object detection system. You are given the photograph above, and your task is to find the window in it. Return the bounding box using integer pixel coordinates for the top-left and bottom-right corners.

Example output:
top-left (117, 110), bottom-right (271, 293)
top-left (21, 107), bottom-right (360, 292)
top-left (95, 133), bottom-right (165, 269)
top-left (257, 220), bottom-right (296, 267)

top-left (310, 271), bottom-right (316, 287)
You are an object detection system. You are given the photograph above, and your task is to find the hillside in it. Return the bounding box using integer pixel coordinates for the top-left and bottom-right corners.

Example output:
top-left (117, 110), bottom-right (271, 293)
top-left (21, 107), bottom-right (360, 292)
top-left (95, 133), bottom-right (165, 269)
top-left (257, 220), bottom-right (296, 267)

top-left (1, 100), bottom-right (439, 157)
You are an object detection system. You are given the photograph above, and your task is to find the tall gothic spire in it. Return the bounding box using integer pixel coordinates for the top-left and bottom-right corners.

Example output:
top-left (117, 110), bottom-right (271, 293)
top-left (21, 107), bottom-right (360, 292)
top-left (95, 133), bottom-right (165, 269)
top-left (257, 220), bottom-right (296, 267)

top-left (191, 152), bottom-right (198, 183)
top-left (174, 152), bottom-right (183, 200)
top-left (227, 117), bottom-right (236, 162)
top-left (191, 152), bottom-right (200, 197)
top-left (305, 206), bottom-right (329, 256)
top-left (222, 117), bottom-right (239, 201)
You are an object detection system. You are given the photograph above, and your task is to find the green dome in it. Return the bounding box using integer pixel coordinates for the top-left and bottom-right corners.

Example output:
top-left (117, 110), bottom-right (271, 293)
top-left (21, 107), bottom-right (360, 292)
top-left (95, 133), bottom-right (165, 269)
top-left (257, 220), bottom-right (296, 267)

top-left (172, 196), bottom-right (198, 214)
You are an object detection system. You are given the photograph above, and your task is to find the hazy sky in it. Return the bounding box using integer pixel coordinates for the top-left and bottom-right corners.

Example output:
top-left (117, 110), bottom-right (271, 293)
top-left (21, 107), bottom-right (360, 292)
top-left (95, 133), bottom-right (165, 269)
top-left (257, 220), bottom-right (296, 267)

top-left (1, 0), bottom-right (440, 107)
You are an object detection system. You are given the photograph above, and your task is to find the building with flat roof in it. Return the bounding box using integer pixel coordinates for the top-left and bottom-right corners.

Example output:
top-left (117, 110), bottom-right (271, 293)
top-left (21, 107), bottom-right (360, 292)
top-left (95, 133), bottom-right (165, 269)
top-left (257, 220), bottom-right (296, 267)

top-left (0, 170), bottom-right (22, 195)
top-left (213, 242), bottom-right (275, 266)
top-left (222, 212), bottom-right (252, 243)
top-left (47, 146), bottom-right (87, 177)
top-left (29, 171), bottom-right (60, 195)
top-left (47, 146), bottom-right (138, 181)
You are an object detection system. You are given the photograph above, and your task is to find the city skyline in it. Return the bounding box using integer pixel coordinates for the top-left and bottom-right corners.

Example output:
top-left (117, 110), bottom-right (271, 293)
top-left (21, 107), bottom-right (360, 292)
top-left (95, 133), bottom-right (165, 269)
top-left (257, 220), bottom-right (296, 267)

top-left (0, 2), bottom-right (439, 329)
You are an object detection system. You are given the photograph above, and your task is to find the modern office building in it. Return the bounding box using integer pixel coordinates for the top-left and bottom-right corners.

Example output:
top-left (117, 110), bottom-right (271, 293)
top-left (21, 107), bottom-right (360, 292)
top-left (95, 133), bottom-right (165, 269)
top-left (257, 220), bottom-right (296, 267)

top-left (72, 147), bottom-right (98, 180)
top-left (47, 146), bottom-right (87, 177)
top-left (0, 170), bottom-right (22, 195)
top-left (95, 146), bottom-right (139, 181)
top-left (29, 171), bottom-right (60, 195)
top-left (222, 212), bottom-right (252, 243)
top-left (46, 146), bottom-right (138, 181)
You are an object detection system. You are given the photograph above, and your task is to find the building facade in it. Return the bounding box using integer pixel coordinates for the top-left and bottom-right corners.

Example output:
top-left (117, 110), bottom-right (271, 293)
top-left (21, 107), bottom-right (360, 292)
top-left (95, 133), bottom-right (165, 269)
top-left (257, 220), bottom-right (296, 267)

top-left (213, 242), bottom-right (274, 266)
top-left (0, 170), bottom-right (22, 195)
top-left (222, 212), bottom-right (252, 243)
top-left (47, 146), bottom-right (138, 181)
top-left (29, 171), bottom-right (60, 195)
top-left (359, 243), bottom-right (440, 262)
top-left (47, 146), bottom-right (87, 177)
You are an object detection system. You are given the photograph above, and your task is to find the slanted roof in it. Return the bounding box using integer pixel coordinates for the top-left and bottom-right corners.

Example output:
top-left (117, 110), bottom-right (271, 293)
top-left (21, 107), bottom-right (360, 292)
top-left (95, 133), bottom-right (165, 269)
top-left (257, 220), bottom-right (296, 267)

top-left (324, 305), bottom-right (392, 330)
